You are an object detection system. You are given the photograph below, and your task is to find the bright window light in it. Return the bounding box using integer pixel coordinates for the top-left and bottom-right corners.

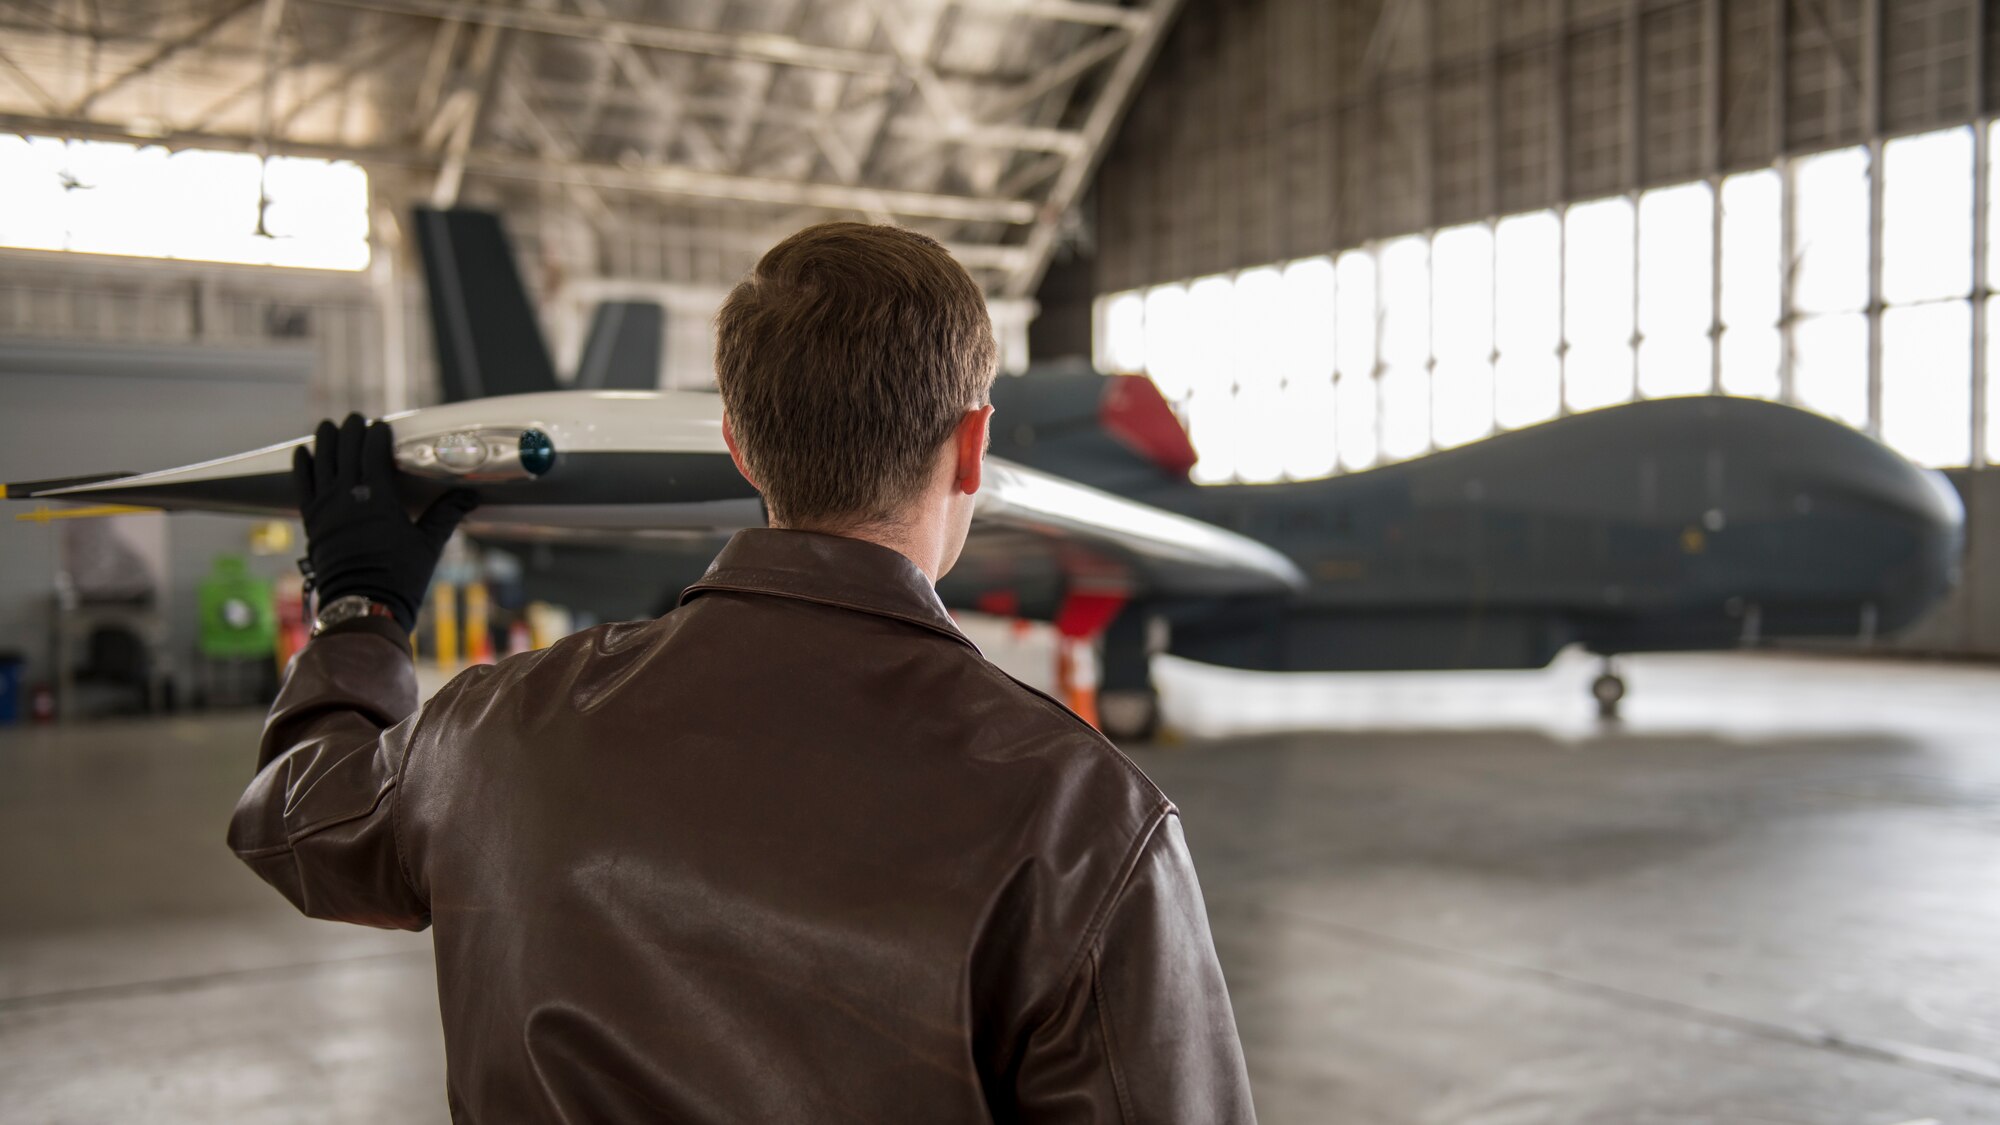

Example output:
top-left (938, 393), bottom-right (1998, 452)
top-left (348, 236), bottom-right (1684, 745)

top-left (1184, 274), bottom-right (1237, 401)
top-left (1794, 313), bottom-right (1869, 427)
top-left (1232, 385), bottom-right (1289, 483)
top-left (1143, 284), bottom-right (1194, 400)
top-left (1432, 223), bottom-right (1496, 449)
top-left (1335, 250), bottom-right (1377, 377)
top-left (1434, 359), bottom-right (1495, 448)
top-left (1792, 147), bottom-right (1870, 314)
top-left (1379, 364), bottom-right (1430, 461)
top-left (1378, 236), bottom-right (1430, 369)
top-left (1988, 300), bottom-right (2000, 464)
top-left (1567, 344), bottom-right (1636, 412)
top-left (1496, 212), bottom-right (1561, 352)
top-left (1883, 128), bottom-right (1973, 305)
top-left (1496, 353), bottom-right (1562, 429)
top-left (1719, 170), bottom-right (1781, 400)
top-left (1233, 267), bottom-right (1286, 393)
top-left (1719, 327), bottom-right (1781, 399)
top-left (1881, 302), bottom-right (1972, 467)
top-left (0, 134), bottom-right (369, 270)
top-left (1279, 378), bottom-right (1340, 480)
top-left (1336, 371), bottom-right (1378, 470)
top-left (1566, 198), bottom-right (1636, 410)
top-left (1720, 170), bottom-right (1781, 330)
top-left (1495, 212), bottom-right (1561, 429)
top-left (1433, 223), bottom-right (1494, 361)
top-left (1185, 392), bottom-right (1242, 485)
top-left (1097, 290), bottom-right (1147, 373)
top-left (1991, 122), bottom-right (2000, 293)
top-left (1637, 182), bottom-right (1713, 398)
top-left (1277, 256), bottom-right (1337, 386)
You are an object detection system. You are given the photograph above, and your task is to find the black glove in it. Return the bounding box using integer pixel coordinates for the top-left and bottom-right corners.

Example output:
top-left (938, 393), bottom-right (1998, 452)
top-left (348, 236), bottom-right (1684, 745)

top-left (292, 413), bottom-right (478, 632)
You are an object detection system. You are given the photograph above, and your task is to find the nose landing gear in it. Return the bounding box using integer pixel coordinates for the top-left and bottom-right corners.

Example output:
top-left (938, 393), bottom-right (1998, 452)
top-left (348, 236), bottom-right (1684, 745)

top-left (1591, 656), bottom-right (1627, 721)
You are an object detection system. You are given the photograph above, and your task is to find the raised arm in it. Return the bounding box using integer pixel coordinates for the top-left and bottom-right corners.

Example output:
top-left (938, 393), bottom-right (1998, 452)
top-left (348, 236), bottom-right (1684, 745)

top-left (226, 413), bottom-right (476, 930)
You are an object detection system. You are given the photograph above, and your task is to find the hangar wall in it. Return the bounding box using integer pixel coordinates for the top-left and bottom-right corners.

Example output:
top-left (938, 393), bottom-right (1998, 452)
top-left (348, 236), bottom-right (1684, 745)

top-left (1091, 0), bottom-right (1989, 287)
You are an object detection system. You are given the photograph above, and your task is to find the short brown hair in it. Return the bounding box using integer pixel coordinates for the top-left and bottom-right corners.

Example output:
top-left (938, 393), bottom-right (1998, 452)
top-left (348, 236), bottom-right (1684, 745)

top-left (714, 222), bottom-right (998, 529)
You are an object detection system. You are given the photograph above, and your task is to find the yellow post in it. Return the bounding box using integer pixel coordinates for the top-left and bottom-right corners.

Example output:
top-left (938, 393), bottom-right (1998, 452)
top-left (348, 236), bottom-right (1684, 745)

top-left (464, 581), bottom-right (491, 664)
top-left (433, 582), bottom-right (458, 670)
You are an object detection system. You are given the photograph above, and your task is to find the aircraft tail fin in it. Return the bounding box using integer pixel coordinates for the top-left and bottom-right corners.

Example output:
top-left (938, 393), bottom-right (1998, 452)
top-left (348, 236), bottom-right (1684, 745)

top-left (573, 301), bottom-right (665, 391)
top-left (411, 207), bottom-right (560, 403)
top-left (986, 365), bottom-right (1196, 496)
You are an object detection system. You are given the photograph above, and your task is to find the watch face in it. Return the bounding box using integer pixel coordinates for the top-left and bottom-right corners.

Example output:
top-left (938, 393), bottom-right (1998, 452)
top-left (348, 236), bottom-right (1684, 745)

top-left (315, 596), bottom-right (378, 633)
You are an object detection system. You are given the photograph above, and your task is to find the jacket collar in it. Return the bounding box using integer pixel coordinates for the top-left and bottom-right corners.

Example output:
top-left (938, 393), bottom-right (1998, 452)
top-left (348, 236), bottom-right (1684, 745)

top-left (681, 528), bottom-right (975, 651)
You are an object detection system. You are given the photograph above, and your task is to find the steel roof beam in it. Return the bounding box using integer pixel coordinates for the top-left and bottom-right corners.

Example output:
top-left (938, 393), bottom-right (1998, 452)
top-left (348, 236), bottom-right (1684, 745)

top-left (303, 0), bottom-right (903, 76)
top-left (1002, 0), bottom-right (1181, 297)
top-left (0, 111), bottom-right (1037, 224)
top-left (72, 0), bottom-right (262, 115)
top-left (969, 0), bottom-right (1149, 31)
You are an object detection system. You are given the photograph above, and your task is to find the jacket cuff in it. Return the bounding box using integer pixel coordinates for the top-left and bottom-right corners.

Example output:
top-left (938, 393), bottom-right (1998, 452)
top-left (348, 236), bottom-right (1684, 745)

top-left (314, 614), bottom-right (412, 648)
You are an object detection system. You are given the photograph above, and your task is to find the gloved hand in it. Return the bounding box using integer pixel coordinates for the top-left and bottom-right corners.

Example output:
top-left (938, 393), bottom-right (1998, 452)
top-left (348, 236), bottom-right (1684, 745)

top-left (292, 413), bottom-right (478, 632)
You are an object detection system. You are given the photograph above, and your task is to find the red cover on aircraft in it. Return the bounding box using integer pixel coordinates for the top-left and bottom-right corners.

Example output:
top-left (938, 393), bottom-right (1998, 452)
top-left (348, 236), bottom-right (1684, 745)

top-left (1099, 375), bottom-right (1198, 479)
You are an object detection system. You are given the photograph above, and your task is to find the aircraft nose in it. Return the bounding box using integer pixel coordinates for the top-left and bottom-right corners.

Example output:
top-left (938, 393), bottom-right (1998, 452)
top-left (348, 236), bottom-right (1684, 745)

top-left (1914, 466), bottom-right (1967, 589)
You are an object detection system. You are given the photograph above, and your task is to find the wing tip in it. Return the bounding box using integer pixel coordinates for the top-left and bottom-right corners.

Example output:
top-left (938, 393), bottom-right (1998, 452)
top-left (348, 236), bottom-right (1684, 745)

top-left (3, 472), bottom-right (134, 500)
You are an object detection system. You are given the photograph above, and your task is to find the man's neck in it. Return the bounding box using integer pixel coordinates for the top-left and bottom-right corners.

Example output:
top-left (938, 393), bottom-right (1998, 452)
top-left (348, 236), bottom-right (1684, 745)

top-left (772, 517), bottom-right (945, 583)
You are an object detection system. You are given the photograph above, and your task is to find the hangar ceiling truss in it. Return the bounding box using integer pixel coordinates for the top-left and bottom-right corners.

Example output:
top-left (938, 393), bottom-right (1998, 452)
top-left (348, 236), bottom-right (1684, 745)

top-left (0, 0), bottom-right (1185, 293)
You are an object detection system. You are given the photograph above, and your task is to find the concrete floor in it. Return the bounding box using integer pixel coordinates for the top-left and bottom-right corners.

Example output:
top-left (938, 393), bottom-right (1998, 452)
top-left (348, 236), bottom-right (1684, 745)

top-left (3, 650), bottom-right (1999, 1123)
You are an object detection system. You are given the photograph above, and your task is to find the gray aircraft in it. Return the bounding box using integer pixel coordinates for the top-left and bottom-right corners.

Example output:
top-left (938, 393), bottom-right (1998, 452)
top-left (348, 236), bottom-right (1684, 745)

top-left (969, 368), bottom-right (1965, 734)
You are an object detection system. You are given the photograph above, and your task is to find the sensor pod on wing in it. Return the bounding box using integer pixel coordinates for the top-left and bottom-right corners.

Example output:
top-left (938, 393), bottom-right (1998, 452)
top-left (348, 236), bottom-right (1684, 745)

top-left (396, 428), bottom-right (556, 482)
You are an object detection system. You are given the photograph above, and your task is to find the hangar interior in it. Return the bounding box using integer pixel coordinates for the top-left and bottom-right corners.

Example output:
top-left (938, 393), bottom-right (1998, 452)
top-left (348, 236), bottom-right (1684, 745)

top-left (3, 0), bottom-right (2000, 1120)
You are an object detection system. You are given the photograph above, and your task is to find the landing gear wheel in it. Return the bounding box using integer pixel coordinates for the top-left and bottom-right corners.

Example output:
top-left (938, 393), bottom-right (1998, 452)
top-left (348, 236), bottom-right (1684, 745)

top-left (1591, 666), bottom-right (1627, 722)
top-left (1099, 688), bottom-right (1162, 743)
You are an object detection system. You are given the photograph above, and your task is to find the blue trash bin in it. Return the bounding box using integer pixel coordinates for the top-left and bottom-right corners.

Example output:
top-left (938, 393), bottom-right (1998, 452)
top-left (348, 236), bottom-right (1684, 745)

top-left (0, 653), bottom-right (22, 725)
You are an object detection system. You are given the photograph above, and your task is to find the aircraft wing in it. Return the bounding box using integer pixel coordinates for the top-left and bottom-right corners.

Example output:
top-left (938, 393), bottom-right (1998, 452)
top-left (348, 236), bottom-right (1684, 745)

top-left (5, 389), bottom-right (1305, 603)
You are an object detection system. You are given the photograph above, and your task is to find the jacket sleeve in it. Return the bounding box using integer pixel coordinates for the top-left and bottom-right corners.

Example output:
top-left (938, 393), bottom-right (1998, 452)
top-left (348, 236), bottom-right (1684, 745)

top-left (225, 625), bottom-right (436, 931)
top-left (1011, 815), bottom-right (1258, 1124)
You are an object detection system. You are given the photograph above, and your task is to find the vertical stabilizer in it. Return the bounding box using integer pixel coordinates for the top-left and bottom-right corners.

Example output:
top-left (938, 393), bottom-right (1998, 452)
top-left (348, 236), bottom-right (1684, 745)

top-left (573, 301), bottom-right (665, 391)
top-left (411, 207), bottom-right (560, 402)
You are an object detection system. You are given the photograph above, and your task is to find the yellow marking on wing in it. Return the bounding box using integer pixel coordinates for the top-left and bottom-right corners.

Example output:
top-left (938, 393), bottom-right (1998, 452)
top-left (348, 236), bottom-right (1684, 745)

top-left (14, 504), bottom-right (159, 523)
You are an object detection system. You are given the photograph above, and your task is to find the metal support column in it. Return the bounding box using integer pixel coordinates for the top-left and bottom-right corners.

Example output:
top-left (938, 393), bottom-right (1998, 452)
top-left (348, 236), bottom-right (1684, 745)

top-left (1861, 0), bottom-right (1884, 437)
top-left (1705, 0), bottom-right (1725, 395)
top-left (1974, 0), bottom-right (1991, 468)
top-left (1975, 119), bottom-right (1990, 467)
top-left (1626, 0), bottom-right (1644, 403)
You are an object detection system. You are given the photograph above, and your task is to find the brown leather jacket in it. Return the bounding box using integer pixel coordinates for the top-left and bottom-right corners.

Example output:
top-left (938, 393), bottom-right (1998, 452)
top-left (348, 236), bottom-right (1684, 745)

top-left (230, 528), bottom-right (1255, 1123)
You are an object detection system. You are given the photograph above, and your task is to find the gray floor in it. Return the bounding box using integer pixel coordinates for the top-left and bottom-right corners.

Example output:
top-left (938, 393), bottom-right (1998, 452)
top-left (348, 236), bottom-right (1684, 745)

top-left (4, 651), bottom-right (1999, 1123)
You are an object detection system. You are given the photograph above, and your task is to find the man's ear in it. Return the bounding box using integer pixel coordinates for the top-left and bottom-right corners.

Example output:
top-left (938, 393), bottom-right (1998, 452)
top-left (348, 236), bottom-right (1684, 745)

top-left (953, 405), bottom-right (994, 497)
top-left (721, 413), bottom-right (759, 490)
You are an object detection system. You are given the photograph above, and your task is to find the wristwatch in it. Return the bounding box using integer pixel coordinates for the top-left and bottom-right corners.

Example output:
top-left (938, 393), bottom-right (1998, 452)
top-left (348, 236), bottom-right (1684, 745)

top-left (312, 594), bottom-right (400, 637)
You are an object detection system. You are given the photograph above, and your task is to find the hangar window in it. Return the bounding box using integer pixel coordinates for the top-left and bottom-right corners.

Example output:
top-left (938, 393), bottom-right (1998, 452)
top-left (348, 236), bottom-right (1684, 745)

top-left (1794, 312), bottom-right (1870, 429)
top-left (1564, 198), bottom-right (1637, 412)
top-left (1334, 250), bottom-right (1378, 380)
top-left (1882, 302), bottom-right (1972, 468)
top-left (1378, 237), bottom-right (1432, 462)
top-left (1093, 127), bottom-right (1995, 479)
top-left (1718, 171), bottom-right (1782, 400)
top-left (1277, 257), bottom-right (1338, 385)
top-left (1432, 224), bottom-right (1496, 449)
top-left (1336, 366), bottom-right (1379, 472)
top-left (1636, 183), bottom-right (1714, 399)
top-left (1882, 129), bottom-right (1972, 306)
top-left (1095, 291), bottom-right (1147, 373)
top-left (1494, 212), bottom-right (1563, 430)
top-left (0, 134), bottom-right (369, 271)
top-left (1792, 148), bottom-right (1871, 316)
